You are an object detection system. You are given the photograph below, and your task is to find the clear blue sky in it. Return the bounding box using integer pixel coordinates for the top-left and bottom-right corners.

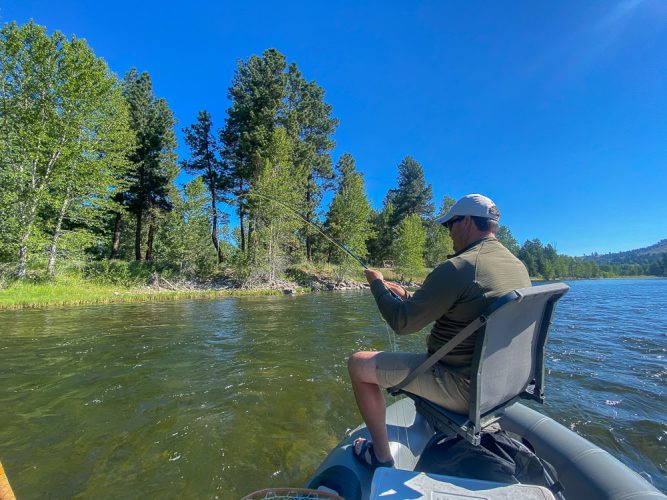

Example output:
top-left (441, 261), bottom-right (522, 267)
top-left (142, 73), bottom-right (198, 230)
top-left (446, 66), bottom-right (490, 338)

top-left (3, 0), bottom-right (666, 256)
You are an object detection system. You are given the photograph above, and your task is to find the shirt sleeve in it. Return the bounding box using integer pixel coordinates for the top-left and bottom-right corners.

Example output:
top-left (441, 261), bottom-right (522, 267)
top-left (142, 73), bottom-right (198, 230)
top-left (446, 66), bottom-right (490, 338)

top-left (369, 262), bottom-right (461, 335)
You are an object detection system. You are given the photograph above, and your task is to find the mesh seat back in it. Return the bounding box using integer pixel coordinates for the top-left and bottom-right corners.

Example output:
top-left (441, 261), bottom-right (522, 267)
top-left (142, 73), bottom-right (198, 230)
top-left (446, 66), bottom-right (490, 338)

top-left (476, 286), bottom-right (559, 414)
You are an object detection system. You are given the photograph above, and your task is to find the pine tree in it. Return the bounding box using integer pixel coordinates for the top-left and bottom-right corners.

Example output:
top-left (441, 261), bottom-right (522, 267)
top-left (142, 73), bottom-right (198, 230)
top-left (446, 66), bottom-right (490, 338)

top-left (182, 110), bottom-right (229, 263)
top-left (325, 153), bottom-right (374, 274)
top-left (220, 48), bottom-right (336, 260)
top-left (159, 178), bottom-right (218, 277)
top-left (497, 225), bottom-right (519, 255)
top-left (121, 68), bottom-right (178, 261)
top-left (221, 49), bottom-right (289, 255)
top-left (283, 63), bottom-right (338, 261)
top-left (386, 156), bottom-right (434, 226)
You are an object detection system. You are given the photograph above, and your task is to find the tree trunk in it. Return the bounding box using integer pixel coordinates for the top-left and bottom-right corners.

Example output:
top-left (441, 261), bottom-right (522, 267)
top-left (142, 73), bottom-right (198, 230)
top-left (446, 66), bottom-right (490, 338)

top-left (47, 193), bottom-right (70, 277)
top-left (305, 178), bottom-right (313, 261)
top-left (210, 189), bottom-right (224, 263)
top-left (111, 212), bottom-right (122, 259)
top-left (247, 215), bottom-right (254, 258)
top-left (17, 244), bottom-right (28, 279)
top-left (239, 179), bottom-right (246, 254)
top-left (145, 202), bottom-right (156, 261)
top-left (16, 201), bottom-right (38, 279)
top-left (135, 210), bottom-right (143, 261)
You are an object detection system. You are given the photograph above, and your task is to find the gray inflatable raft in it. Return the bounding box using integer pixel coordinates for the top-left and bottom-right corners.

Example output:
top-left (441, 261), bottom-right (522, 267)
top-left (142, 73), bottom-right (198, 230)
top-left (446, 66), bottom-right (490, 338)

top-left (306, 398), bottom-right (664, 500)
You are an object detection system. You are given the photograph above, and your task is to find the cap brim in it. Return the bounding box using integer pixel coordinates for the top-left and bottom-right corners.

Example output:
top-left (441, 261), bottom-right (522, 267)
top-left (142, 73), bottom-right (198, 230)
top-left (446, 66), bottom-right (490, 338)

top-left (434, 213), bottom-right (454, 225)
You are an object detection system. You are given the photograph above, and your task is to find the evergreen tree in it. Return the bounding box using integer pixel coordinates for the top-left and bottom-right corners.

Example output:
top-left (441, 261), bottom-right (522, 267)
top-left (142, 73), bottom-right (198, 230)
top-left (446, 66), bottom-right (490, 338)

top-left (497, 225), bottom-right (519, 255)
top-left (159, 178), bottom-right (218, 277)
top-left (220, 48), bottom-right (336, 259)
top-left (283, 63), bottom-right (338, 261)
top-left (392, 214), bottom-right (426, 282)
top-left (221, 49), bottom-right (287, 254)
top-left (182, 110), bottom-right (229, 263)
top-left (325, 153), bottom-right (374, 274)
top-left (386, 156), bottom-right (434, 226)
top-left (121, 68), bottom-right (178, 261)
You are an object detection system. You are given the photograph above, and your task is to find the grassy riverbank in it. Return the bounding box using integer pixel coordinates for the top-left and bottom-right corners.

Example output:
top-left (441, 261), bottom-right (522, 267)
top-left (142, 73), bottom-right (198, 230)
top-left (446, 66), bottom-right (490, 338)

top-left (0, 264), bottom-right (423, 310)
top-left (0, 277), bottom-right (287, 310)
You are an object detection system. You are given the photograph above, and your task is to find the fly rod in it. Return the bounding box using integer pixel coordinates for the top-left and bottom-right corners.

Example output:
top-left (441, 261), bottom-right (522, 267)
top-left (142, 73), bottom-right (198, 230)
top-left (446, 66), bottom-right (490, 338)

top-left (241, 191), bottom-right (369, 269)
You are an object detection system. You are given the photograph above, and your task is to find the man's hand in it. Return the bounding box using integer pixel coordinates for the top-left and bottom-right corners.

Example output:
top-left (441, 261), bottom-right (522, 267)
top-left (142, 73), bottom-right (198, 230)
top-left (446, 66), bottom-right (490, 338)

top-left (385, 281), bottom-right (408, 300)
top-left (364, 268), bottom-right (384, 284)
top-left (364, 269), bottom-right (407, 299)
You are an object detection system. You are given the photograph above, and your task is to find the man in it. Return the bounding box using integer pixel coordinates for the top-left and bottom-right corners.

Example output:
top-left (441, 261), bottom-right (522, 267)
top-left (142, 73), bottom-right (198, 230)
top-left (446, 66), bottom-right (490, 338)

top-left (348, 193), bottom-right (530, 469)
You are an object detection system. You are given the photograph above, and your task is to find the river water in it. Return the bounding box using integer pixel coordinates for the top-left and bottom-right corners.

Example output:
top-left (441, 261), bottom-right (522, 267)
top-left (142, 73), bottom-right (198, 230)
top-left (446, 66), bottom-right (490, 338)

top-left (0, 279), bottom-right (665, 498)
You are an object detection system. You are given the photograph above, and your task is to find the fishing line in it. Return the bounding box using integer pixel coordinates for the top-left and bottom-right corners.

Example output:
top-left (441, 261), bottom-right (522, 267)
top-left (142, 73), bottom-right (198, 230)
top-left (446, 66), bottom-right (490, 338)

top-left (241, 191), bottom-right (400, 297)
top-left (241, 192), bottom-right (369, 270)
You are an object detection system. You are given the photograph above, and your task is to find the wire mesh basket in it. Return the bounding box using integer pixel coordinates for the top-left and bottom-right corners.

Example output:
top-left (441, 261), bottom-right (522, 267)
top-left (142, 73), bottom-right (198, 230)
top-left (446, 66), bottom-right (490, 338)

top-left (240, 487), bottom-right (343, 499)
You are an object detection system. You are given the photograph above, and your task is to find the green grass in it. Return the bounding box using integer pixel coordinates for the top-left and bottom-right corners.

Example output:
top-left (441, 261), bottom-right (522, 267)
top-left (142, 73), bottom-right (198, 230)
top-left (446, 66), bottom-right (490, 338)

top-left (0, 276), bottom-right (284, 310)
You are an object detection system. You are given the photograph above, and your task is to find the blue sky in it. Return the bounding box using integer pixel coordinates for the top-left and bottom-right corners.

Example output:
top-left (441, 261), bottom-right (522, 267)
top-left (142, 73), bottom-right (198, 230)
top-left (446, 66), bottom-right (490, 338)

top-left (3, 0), bottom-right (666, 256)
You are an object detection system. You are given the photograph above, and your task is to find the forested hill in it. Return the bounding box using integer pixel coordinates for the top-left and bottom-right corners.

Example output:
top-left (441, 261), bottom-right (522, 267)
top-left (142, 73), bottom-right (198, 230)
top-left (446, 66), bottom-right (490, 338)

top-left (579, 240), bottom-right (667, 276)
top-left (583, 239), bottom-right (667, 262)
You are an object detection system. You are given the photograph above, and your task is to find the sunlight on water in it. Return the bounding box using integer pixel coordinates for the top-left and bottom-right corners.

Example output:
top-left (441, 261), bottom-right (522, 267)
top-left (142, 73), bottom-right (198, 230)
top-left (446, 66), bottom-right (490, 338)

top-left (0, 279), bottom-right (665, 497)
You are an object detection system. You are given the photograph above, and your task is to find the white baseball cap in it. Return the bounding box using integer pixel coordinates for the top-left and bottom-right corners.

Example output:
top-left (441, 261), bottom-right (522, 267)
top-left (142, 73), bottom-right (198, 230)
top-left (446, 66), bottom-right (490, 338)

top-left (434, 194), bottom-right (500, 225)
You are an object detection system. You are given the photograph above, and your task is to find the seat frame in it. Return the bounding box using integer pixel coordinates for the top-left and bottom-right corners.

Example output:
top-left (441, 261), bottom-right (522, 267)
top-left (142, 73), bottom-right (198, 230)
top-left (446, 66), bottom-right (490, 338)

top-left (392, 283), bottom-right (570, 446)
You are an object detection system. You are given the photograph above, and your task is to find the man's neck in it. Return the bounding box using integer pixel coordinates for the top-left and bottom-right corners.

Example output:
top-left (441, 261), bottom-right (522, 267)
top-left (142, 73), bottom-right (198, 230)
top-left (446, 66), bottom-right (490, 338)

top-left (462, 231), bottom-right (495, 248)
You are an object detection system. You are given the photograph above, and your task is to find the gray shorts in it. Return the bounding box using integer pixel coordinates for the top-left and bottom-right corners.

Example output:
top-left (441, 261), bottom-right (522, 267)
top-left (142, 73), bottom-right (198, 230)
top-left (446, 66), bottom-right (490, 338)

top-left (374, 351), bottom-right (470, 414)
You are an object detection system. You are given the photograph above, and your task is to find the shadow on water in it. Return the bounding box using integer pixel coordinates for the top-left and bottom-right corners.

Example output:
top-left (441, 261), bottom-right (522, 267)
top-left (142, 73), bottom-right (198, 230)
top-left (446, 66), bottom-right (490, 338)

top-left (0, 280), bottom-right (665, 497)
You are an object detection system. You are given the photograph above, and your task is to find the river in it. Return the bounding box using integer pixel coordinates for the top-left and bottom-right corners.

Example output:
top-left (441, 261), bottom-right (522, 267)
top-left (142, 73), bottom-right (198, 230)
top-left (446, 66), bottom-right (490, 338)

top-left (0, 278), bottom-right (665, 498)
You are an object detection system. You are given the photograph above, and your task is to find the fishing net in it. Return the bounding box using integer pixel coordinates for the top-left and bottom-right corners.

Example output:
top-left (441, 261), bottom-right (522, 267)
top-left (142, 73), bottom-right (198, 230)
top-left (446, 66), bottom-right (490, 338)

top-left (240, 487), bottom-right (343, 500)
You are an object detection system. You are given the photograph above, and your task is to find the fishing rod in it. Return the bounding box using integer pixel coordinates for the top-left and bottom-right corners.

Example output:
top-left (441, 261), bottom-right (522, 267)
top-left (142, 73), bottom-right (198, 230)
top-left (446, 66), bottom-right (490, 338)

top-left (241, 191), bottom-right (401, 350)
top-left (241, 191), bottom-right (369, 270)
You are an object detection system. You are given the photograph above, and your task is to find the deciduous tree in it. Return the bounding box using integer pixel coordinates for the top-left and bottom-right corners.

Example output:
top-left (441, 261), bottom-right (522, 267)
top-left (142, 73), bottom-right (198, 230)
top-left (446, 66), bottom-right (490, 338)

top-left (0, 21), bottom-right (133, 278)
top-left (392, 214), bottom-right (426, 282)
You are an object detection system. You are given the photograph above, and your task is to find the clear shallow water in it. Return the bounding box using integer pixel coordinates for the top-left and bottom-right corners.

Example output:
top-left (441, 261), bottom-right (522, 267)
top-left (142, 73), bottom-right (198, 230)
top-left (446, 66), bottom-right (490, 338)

top-left (0, 279), bottom-right (665, 498)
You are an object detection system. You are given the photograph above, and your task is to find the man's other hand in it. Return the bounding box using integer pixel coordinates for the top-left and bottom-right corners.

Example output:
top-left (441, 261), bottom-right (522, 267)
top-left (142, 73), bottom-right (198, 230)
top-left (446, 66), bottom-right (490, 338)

top-left (364, 269), bottom-right (384, 285)
top-left (385, 281), bottom-right (408, 300)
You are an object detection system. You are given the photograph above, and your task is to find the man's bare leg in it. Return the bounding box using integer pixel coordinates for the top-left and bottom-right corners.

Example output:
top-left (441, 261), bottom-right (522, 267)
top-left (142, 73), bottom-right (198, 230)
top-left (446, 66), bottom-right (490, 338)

top-left (347, 351), bottom-right (393, 463)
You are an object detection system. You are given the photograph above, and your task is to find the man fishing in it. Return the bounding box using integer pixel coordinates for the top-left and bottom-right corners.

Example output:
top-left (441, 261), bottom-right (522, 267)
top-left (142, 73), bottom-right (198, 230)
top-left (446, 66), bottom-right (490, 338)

top-left (348, 193), bottom-right (531, 469)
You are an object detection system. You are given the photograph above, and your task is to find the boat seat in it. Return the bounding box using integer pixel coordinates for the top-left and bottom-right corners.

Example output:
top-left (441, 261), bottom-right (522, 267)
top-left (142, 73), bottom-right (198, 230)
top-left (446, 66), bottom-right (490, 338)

top-left (388, 283), bottom-right (570, 446)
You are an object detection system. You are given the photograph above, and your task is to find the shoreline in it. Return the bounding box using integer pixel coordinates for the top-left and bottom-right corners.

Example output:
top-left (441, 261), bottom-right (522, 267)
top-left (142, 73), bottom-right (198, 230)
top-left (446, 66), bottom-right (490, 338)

top-left (0, 275), bottom-right (661, 311)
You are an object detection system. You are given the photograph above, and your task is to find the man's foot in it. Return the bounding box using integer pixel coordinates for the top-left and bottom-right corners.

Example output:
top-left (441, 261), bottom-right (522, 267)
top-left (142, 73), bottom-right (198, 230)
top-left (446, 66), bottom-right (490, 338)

top-left (352, 438), bottom-right (394, 469)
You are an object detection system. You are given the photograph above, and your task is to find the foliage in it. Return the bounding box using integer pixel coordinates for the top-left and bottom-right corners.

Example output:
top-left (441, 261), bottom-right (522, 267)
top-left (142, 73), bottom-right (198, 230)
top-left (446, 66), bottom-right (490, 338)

top-left (220, 48), bottom-right (337, 259)
top-left (157, 178), bottom-right (221, 278)
top-left (392, 214), bottom-right (426, 281)
top-left (2, 20), bottom-right (663, 293)
top-left (366, 201), bottom-right (396, 265)
top-left (425, 195), bottom-right (456, 266)
top-left (0, 20), bottom-right (133, 278)
top-left (121, 68), bottom-right (178, 261)
top-left (497, 225), bottom-right (520, 255)
top-left (247, 127), bottom-right (303, 281)
top-left (324, 153), bottom-right (375, 277)
top-left (181, 110), bottom-right (230, 263)
top-left (386, 156), bottom-right (434, 226)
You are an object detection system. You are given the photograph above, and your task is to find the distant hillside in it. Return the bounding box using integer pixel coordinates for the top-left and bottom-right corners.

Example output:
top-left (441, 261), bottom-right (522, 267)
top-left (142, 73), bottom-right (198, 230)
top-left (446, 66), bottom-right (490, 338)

top-left (582, 239), bottom-right (667, 263)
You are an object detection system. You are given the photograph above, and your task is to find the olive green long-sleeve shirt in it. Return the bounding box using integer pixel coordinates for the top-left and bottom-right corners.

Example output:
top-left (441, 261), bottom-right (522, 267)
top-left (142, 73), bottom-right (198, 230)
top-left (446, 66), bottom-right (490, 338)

top-left (370, 237), bottom-right (531, 367)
